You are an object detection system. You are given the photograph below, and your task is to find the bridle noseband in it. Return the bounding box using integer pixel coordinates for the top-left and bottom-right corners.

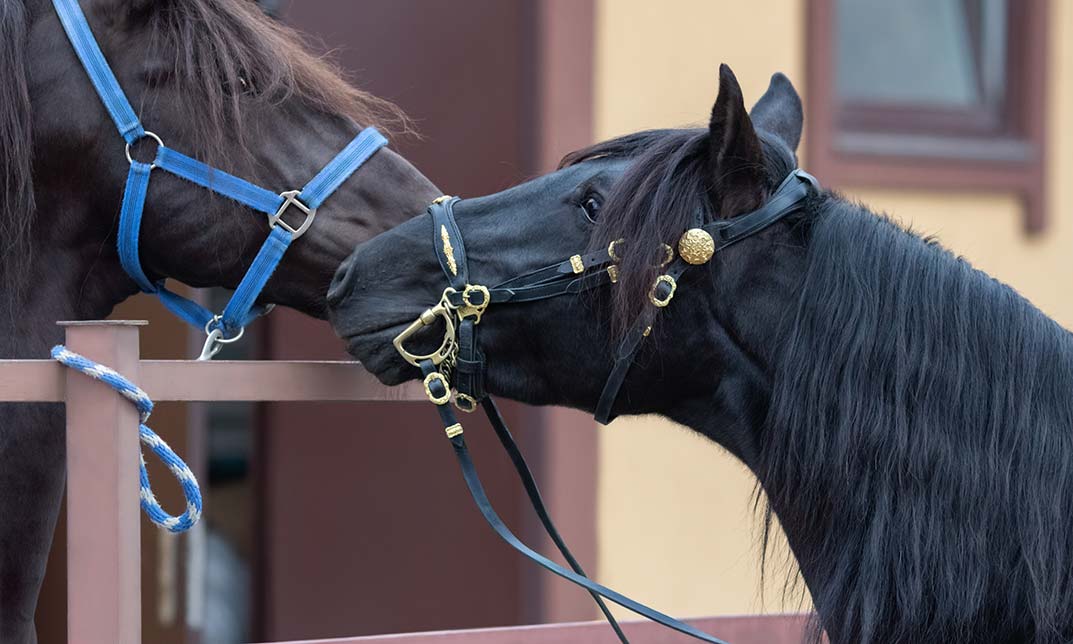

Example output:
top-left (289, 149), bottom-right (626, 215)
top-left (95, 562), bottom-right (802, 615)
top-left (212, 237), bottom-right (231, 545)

top-left (54, 0), bottom-right (387, 360)
top-left (395, 170), bottom-right (818, 644)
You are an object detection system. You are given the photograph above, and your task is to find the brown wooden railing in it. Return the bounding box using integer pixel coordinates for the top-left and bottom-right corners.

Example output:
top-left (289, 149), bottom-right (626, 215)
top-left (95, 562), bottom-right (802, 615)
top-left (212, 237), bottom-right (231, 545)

top-left (0, 321), bottom-right (807, 644)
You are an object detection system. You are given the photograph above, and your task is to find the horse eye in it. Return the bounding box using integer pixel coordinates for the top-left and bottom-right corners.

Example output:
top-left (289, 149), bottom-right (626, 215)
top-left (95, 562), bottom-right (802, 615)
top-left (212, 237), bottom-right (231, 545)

top-left (224, 70), bottom-right (255, 96)
top-left (580, 194), bottom-right (602, 223)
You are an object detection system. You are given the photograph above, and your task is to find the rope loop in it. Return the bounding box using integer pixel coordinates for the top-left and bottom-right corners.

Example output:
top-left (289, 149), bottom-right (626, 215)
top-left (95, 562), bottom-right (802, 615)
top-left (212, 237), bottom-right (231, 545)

top-left (52, 346), bottom-right (203, 533)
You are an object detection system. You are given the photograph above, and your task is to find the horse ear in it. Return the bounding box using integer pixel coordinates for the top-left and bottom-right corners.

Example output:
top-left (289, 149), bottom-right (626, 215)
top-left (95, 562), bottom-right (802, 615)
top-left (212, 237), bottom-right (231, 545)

top-left (707, 63), bottom-right (766, 218)
top-left (749, 72), bottom-right (803, 153)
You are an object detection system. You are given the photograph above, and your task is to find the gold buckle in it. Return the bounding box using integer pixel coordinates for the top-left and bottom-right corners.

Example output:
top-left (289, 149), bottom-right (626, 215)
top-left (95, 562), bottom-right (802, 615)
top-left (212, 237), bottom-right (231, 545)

top-left (458, 284), bottom-right (490, 323)
top-left (423, 372), bottom-right (452, 405)
top-left (569, 255), bottom-right (585, 274)
top-left (660, 244), bottom-right (674, 267)
top-left (649, 274), bottom-right (677, 307)
top-left (445, 423), bottom-right (464, 438)
top-left (607, 265), bottom-right (619, 283)
top-left (454, 393), bottom-right (479, 413)
top-left (608, 239), bottom-right (625, 262)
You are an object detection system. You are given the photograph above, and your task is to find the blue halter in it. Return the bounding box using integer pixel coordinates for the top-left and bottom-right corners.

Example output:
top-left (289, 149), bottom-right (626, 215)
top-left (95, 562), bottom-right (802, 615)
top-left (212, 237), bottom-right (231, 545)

top-left (53, 0), bottom-right (388, 359)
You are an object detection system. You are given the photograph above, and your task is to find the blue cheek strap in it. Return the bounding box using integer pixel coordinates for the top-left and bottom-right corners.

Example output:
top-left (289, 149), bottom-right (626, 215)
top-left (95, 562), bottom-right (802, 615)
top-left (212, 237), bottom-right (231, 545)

top-left (54, 0), bottom-right (388, 359)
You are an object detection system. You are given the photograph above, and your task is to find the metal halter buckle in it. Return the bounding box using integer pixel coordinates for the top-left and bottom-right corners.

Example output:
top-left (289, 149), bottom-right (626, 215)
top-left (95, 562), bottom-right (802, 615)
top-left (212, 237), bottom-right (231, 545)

top-left (392, 290), bottom-right (458, 367)
top-left (125, 131), bottom-right (163, 170)
top-left (423, 372), bottom-right (452, 405)
top-left (269, 190), bottom-right (317, 239)
top-left (649, 274), bottom-right (677, 308)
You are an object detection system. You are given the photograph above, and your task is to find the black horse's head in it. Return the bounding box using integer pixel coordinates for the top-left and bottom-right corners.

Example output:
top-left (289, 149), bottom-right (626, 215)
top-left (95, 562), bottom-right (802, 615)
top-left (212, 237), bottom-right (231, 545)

top-left (329, 65), bottom-right (807, 451)
top-left (5, 0), bottom-right (438, 317)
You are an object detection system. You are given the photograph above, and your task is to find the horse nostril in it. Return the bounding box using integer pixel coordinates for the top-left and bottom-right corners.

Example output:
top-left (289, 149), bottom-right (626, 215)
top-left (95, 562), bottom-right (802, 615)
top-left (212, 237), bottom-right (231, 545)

top-left (327, 256), bottom-right (356, 307)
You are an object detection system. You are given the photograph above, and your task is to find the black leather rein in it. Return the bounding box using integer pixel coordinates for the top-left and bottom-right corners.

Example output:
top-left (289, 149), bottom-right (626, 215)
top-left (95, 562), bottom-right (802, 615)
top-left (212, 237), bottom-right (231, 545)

top-left (393, 169), bottom-right (818, 643)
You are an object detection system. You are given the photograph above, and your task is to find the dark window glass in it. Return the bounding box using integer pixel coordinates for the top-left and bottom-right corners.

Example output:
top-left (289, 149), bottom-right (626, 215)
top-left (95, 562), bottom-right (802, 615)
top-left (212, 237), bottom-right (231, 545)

top-left (806, 0), bottom-right (1047, 231)
top-left (837, 0), bottom-right (1006, 110)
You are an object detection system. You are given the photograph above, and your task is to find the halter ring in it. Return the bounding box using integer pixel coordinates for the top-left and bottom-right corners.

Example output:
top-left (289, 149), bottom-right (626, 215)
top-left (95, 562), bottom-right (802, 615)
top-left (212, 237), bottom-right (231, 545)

top-left (125, 131), bottom-right (164, 170)
top-left (203, 315), bottom-right (245, 342)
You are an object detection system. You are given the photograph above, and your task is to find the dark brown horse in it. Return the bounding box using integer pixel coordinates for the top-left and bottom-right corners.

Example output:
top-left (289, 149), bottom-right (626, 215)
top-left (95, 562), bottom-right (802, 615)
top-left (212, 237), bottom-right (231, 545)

top-left (1, 1), bottom-right (438, 640)
top-left (329, 65), bottom-right (1073, 643)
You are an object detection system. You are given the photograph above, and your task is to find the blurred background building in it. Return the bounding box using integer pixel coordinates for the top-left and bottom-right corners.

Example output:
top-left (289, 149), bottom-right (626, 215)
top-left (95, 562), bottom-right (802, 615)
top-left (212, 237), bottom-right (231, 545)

top-left (33, 0), bottom-right (1069, 641)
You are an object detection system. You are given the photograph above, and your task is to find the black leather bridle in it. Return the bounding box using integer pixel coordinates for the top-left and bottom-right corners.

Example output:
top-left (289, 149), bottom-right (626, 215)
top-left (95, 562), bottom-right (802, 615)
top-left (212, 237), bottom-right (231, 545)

top-left (393, 168), bottom-right (819, 643)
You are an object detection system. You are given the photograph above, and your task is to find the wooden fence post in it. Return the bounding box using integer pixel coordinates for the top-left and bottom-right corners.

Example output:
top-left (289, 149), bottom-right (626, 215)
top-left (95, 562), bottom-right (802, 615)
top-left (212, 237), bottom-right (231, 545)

top-left (61, 320), bottom-right (146, 644)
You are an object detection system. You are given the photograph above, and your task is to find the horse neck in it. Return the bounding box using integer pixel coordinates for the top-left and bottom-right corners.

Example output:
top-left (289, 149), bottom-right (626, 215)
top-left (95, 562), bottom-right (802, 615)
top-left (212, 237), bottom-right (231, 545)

top-left (0, 204), bottom-right (134, 359)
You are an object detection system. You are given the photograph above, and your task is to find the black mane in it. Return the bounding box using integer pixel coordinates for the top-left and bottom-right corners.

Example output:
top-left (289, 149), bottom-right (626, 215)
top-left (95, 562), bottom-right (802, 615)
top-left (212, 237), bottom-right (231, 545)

top-left (0, 1), bottom-right (33, 300)
top-left (561, 128), bottom-right (795, 333)
top-left (761, 196), bottom-right (1073, 642)
top-left (144, 0), bottom-right (409, 159)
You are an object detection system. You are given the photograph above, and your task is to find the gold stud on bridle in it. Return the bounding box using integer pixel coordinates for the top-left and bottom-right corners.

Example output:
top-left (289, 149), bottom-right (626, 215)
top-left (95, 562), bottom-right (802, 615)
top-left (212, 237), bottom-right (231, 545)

top-left (677, 228), bottom-right (715, 265)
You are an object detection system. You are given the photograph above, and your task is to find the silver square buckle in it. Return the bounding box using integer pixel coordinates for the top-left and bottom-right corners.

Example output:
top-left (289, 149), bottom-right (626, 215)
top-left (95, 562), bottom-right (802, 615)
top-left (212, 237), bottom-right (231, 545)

top-left (269, 190), bottom-right (317, 239)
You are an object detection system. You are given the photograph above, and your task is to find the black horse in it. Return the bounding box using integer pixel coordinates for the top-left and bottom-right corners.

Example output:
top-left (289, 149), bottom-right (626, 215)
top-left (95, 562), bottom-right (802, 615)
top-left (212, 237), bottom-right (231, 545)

top-left (329, 64), bottom-right (1073, 644)
top-left (1, 1), bottom-right (438, 640)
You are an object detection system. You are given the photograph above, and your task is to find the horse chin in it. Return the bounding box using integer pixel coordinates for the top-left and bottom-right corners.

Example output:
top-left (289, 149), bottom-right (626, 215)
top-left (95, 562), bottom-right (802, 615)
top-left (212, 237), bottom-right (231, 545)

top-left (343, 330), bottom-right (414, 385)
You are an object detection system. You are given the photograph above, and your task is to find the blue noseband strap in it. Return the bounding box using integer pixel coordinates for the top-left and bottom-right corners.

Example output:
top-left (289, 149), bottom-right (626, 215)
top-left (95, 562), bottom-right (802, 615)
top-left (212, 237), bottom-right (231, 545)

top-left (54, 0), bottom-right (387, 354)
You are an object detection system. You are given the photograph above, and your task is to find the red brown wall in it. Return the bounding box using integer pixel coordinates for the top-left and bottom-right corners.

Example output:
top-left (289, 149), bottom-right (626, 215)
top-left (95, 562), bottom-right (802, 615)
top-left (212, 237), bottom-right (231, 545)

top-left (258, 1), bottom-right (596, 640)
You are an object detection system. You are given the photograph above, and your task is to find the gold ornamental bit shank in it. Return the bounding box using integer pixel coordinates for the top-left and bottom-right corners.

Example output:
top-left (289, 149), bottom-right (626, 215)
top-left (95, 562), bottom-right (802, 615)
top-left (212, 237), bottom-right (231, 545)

top-left (392, 297), bottom-right (457, 367)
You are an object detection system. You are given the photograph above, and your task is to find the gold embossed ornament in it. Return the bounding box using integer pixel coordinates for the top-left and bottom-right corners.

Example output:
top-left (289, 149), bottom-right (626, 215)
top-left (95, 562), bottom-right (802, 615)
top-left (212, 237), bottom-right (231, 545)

top-left (677, 228), bottom-right (715, 265)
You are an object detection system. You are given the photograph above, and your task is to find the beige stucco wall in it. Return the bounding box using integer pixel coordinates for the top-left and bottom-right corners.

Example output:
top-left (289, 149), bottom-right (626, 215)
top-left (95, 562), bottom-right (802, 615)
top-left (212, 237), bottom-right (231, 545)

top-left (593, 0), bottom-right (1073, 619)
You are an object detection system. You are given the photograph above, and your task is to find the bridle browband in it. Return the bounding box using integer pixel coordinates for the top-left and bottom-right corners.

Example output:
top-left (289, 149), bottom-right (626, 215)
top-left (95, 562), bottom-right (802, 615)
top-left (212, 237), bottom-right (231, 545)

top-left (395, 169), bottom-right (818, 643)
top-left (54, 0), bottom-right (387, 360)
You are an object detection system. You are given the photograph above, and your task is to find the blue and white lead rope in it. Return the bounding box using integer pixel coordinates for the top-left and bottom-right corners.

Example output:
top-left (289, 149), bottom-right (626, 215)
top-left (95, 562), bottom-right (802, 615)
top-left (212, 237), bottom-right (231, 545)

top-left (51, 346), bottom-right (203, 533)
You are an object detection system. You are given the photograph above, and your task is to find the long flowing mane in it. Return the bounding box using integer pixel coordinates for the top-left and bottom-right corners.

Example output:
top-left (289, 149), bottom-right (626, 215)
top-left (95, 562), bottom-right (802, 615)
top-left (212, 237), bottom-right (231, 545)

top-left (761, 197), bottom-right (1073, 642)
top-left (144, 0), bottom-right (410, 158)
top-left (0, 1), bottom-right (33, 298)
top-left (0, 0), bottom-right (408, 303)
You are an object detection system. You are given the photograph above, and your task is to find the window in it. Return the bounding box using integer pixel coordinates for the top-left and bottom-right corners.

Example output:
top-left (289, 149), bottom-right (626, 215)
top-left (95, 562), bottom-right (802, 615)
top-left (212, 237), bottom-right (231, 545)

top-left (806, 0), bottom-right (1048, 231)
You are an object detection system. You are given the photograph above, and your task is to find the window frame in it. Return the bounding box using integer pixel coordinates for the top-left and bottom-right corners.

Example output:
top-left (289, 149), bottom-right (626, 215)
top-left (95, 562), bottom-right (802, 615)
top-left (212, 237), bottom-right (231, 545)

top-left (806, 0), bottom-right (1048, 232)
